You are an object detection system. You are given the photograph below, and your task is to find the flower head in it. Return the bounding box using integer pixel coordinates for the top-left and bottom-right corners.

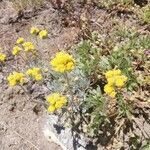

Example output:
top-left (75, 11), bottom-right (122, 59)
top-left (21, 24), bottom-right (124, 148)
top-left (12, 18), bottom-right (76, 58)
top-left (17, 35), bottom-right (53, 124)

top-left (109, 91), bottom-right (117, 98)
top-left (30, 27), bottom-right (40, 35)
top-left (115, 75), bottom-right (128, 87)
top-left (104, 69), bottom-right (128, 98)
top-left (39, 30), bottom-right (48, 39)
top-left (16, 37), bottom-right (24, 44)
top-left (105, 69), bottom-right (127, 87)
top-left (104, 84), bottom-right (114, 94)
top-left (104, 84), bottom-right (116, 98)
top-left (7, 72), bottom-right (25, 86)
top-left (48, 105), bottom-right (56, 112)
top-left (26, 67), bottom-right (43, 81)
top-left (12, 46), bottom-right (21, 55)
top-left (107, 77), bottom-right (115, 86)
top-left (0, 53), bottom-right (6, 62)
top-left (22, 42), bottom-right (35, 52)
top-left (105, 69), bottom-right (121, 78)
top-left (50, 51), bottom-right (75, 73)
top-left (46, 93), bottom-right (67, 113)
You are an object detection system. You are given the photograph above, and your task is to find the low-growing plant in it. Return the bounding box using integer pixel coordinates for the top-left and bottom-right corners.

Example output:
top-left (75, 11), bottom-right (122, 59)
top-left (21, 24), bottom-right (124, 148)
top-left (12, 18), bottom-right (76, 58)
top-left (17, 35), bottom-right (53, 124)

top-left (138, 4), bottom-right (150, 24)
top-left (1, 22), bottom-right (149, 149)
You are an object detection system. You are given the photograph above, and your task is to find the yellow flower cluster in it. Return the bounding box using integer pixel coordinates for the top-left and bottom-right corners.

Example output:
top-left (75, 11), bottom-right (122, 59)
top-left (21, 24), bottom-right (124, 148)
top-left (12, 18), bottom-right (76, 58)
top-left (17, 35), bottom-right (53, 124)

top-left (13, 37), bottom-right (36, 55)
top-left (30, 27), bottom-right (48, 39)
top-left (22, 42), bottom-right (35, 52)
top-left (12, 37), bottom-right (24, 56)
top-left (104, 69), bottom-right (128, 98)
top-left (50, 51), bottom-right (75, 73)
top-left (12, 46), bottom-right (21, 56)
top-left (0, 53), bottom-right (6, 62)
top-left (30, 27), bottom-right (40, 35)
top-left (39, 30), bottom-right (48, 39)
top-left (16, 37), bottom-right (24, 44)
top-left (46, 93), bottom-right (67, 112)
top-left (26, 67), bottom-right (43, 81)
top-left (7, 72), bottom-right (25, 86)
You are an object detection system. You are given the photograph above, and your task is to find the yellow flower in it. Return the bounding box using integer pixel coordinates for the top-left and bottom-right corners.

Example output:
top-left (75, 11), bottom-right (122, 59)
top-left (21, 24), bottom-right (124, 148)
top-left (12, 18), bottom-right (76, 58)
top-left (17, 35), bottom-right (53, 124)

top-left (104, 84), bottom-right (116, 98)
top-left (0, 53), bottom-right (6, 62)
top-left (46, 93), bottom-right (57, 105)
top-left (12, 46), bottom-right (21, 55)
top-left (26, 67), bottom-right (42, 81)
top-left (109, 91), bottom-right (116, 98)
top-left (30, 27), bottom-right (40, 35)
top-left (48, 105), bottom-right (56, 113)
top-left (105, 70), bottom-right (114, 78)
top-left (7, 72), bottom-right (25, 86)
top-left (105, 69), bottom-right (121, 78)
top-left (115, 75), bottom-right (128, 87)
top-left (113, 69), bottom-right (121, 75)
top-left (39, 30), bottom-right (48, 39)
top-left (35, 74), bottom-right (43, 81)
top-left (107, 77), bottom-right (115, 85)
top-left (104, 69), bottom-right (128, 98)
top-left (104, 84), bottom-right (115, 94)
top-left (16, 37), bottom-right (24, 44)
top-left (50, 51), bottom-right (75, 73)
top-left (46, 93), bottom-right (67, 113)
top-left (55, 100), bottom-right (66, 109)
top-left (22, 42), bottom-right (35, 52)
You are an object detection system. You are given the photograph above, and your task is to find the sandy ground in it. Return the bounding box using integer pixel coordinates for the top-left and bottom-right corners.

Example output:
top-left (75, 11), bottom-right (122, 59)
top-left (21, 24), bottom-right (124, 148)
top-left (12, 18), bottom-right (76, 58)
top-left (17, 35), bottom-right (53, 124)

top-left (0, 85), bottom-right (61, 150)
top-left (0, 1), bottom-right (79, 150)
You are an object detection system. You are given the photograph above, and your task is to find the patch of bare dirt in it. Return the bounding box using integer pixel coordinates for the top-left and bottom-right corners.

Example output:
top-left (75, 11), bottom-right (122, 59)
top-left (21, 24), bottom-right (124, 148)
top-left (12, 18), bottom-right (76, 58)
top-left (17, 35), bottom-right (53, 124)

top-left (0, 85), bottom-right (61, 150)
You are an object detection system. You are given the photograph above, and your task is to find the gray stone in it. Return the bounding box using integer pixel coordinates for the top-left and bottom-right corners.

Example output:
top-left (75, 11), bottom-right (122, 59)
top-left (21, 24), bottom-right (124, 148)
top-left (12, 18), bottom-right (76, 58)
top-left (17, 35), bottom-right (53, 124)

top-left (43, 115), bottom-right (89, 150)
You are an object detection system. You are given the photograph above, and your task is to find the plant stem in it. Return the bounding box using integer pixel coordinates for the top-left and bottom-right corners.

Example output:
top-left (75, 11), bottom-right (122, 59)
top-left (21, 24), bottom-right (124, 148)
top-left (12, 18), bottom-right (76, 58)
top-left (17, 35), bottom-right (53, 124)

top-left (64, 72), bottom-right (76, 110)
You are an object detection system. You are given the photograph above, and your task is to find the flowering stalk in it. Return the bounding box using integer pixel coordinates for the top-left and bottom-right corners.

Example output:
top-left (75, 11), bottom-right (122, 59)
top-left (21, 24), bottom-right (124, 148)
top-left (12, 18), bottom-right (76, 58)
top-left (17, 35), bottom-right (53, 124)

top-left (62, 73), bottom-right (77, 127)
top-left (64, 72), bottom-right (76, 111)
top-left (35, 36), bottom-right (42, 59)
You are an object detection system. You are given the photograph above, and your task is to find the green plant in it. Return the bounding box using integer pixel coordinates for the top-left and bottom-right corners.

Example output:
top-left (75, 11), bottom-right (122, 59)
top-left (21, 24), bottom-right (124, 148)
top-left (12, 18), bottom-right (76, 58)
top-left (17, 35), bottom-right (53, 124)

top-left (83, 87), bottom-right (109, 136)
top-left (141, 141), bottom-right (150, 150)
top-left (1, 17), bottom-right (149, 149)
top-left (77, 40), bottom-right (101, 77)
top-left (117, 93), bottom-right (132, 118)
top-left (138, 5), bottom-right (150, 24)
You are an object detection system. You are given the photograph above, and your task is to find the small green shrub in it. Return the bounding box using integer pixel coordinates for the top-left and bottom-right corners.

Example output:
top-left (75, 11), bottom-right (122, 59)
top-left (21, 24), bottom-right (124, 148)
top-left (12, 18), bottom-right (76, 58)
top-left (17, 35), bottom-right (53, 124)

top-left (139, 5), bottom-right (150, 24)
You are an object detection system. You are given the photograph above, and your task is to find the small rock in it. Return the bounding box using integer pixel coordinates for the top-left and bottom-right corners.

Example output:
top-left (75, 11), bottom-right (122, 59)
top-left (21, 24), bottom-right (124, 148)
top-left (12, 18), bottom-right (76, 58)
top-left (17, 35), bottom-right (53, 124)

top-left (43, 115), bottom-right (90, 150)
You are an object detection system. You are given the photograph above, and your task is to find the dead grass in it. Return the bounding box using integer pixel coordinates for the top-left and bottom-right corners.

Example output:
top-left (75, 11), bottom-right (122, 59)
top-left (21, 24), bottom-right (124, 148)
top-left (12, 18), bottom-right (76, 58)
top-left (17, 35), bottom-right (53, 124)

top-left (10, 0), bottom-right (45, 11)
